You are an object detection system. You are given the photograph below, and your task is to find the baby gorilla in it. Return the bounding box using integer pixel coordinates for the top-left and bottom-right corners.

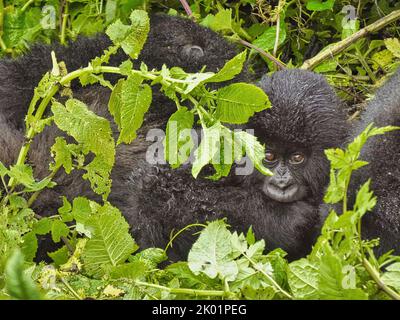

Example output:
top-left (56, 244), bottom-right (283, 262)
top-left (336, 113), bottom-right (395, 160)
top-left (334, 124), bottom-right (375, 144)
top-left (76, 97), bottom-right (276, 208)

top-left (342, 69), bottom-right (400, 256)
top-left (114, 69), bottom-right (348, 261)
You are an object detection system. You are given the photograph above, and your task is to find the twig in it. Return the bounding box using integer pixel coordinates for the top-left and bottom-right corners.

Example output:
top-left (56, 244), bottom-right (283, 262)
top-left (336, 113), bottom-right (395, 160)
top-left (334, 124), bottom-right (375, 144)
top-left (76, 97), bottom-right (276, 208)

top-left (60, 0), bottom-right (69, 45)
top-left (273, 13), bottom-right (280, 57)
top-left (363, 258), bottom-right (400, 300)
top-left (238, 38), bottom-right (286, 70)
top-left (21, 0), bottom-right (34, 12)
top-left (301, 9), bottom-right (400, 70)
top-left (179, 0), bottom-right (194, 20)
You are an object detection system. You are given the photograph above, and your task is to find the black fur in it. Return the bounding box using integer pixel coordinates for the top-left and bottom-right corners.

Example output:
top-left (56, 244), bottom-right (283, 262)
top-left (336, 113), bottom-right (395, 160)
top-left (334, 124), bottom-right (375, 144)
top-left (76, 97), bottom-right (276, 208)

top-left (0, 13), bottom-right (249, 130)
top-left (113, 69), bottom-right (349, 261)
top-left (343, 69), bottom-right (400, 255)
top-left (0, 13), bottom-right (357, 262)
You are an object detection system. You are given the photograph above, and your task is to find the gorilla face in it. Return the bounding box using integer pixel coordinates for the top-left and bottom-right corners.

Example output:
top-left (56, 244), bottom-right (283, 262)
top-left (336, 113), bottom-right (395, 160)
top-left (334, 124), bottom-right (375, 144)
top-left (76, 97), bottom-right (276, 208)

top-left (259, 142), bottom-right (310, 203)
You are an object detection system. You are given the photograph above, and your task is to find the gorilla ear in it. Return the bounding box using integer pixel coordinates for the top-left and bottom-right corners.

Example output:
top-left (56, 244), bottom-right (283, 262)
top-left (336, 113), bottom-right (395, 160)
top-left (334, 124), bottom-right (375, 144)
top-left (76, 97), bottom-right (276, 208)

top-left (182, 44), bottom-right (205, 60)
top-left (257, 74), bottom-right (272, 92)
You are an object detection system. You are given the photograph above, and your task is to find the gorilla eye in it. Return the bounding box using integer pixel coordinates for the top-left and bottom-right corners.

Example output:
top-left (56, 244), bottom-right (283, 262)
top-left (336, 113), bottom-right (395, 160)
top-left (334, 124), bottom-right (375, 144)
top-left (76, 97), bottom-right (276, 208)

top-left (265, 152), bottom-right (276, 162)
top-left (289, 153), bottom-right (305, 165)
top-left (182, 44), bottom-right (205, 60)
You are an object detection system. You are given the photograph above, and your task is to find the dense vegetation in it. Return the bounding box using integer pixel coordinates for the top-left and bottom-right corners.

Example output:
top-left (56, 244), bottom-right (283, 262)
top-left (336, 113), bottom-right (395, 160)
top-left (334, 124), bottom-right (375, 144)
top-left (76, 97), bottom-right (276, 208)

top-left (0, 0), bottom-right (400, 300)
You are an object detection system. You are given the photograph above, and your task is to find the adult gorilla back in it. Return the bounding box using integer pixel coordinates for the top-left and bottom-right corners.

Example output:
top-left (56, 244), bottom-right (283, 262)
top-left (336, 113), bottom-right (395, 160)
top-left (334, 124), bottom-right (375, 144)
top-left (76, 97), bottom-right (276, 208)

top-left (0, 13), bottom-right (250, 130)
top-left (344, 69), bottom-right (400, 255)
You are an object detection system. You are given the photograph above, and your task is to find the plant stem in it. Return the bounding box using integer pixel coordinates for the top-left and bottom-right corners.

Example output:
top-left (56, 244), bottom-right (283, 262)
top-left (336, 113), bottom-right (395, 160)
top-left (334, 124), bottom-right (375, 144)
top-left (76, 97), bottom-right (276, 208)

top-left (164, 223), bottom-right (206, 254)
top-left (301, 9), bottom-right (400, 70)
top-left (58, 275), bottom-right (82, 300)
top-left (179, 0), bottom-right (194, 19)
top-left (0, 0), bottom-right (6, 52)
top-left (243, 252), bottom-right (293, 299)
top-left (21, 0), bottom-right (34, 12)
top-left (238, 38), bottom-right (286, 70)
top-left (134, 280), bottom-right (227, 297)
top-left (60, 0), bottom-right (69, 45)
top-left (363, 258), bottom-right (400, 300)
top-left (273, 13), bottom-right (281, 57)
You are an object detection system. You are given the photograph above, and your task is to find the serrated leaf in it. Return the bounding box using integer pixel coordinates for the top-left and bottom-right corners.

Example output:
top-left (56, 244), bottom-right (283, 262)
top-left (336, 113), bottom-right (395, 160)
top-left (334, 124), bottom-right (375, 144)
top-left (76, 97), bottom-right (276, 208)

top-left (288, 259), bottom-right (319, 299)
top-left (215, 83), bottom-right (270, 124)
top-left (117, 74), bottom-right (152, 144)
top-left (318, 245), bottom-right (368, 300)
top-left (106, 10), bottom-right (150, 59)
top-left (385, 38), bottom-right (400, 58)
top-left (50, 137), bottom-right (73, 174)
top-left (200, 9), bottom-right (233, 32)
top-left (192, 123), bottom-right (222, 178)
top-left (51, 220), bottom-right (70, 243)
top-left (188, 220), bottom-right (238, 281)
top-left (52, 99), bottom-right (115, 198)
top-left (5, 250), bottom-right (42, 300)
top-left (206, 51), bottom-right (247, 83)
top-left (253, 23), bottom-right (286, 52)
top-left (21, 232), bottom-right (38, 262)
top-left (234, 131), bottom-right (272, 176)
top-left (82, 205), bottom-right (138, 278)
top-left (164, 108), bottom-right (194, 168)
top-left (381, 262), bottom-right (400, 291)
top-left (306, 0), bottom-right (335, 11)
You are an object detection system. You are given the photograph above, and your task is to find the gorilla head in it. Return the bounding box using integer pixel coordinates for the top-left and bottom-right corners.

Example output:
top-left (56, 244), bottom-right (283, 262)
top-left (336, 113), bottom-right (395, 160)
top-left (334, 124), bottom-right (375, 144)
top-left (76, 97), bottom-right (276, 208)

top-left (248, 69), bottom-right (348, 206)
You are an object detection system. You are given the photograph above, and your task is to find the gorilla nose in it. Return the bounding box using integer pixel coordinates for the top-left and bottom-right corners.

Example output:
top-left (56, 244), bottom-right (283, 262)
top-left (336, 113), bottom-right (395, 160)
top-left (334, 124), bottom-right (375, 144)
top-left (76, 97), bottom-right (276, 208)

top-left (272, 178), bottom-right (292, 190)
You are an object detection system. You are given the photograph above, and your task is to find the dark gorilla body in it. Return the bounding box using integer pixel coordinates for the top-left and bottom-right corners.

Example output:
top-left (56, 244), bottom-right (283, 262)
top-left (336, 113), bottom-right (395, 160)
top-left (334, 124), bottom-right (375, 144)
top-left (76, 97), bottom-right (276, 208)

top-left (117, 70), bottom-right (349, 260)
top-left (339, 69), bottom-right (400, 255)
top-left (0, 13), bottom-right (249, 130)
top-left (0, 18), bottom-right (350, 261)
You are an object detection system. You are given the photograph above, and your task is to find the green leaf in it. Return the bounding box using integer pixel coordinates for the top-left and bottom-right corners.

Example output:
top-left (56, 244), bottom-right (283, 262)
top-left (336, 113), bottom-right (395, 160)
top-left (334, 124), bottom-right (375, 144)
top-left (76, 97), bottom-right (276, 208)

top-left (205, 51), bottom-right (247, 83)
top-left (106, 10), bottom-right (150, 59)
top-left (21, 232), bottom-right (38, 262)
top-left (129, 248), bottom-right (168, 269)
top-left (117, 74), bottom-right (152, 144)
top-left (200, 9), bottom-right (233, 32)
top-left (50, 137), bottom-right (73, 174)
top-left (8, 164), bottom-right (35, 188)
top-left (288, 259), bottom-right (319, 299)
top-left (318, 245), bottom-right (368, 300)
top-left (51, 220), bottom-right (70, 243)
top-left (188, 220), bottom-right (238, 281)
top-left (33, 218), bottom-right (52, 235)
top-left (107, 261), bottom-right (147, 279)
top-left (164, 108), bottom-right (194, 168)
top-left (253, 22), bottom-right (286, 52)
top-left (0, 161), bottom-right (9, 177)
top-left (108, 79), bottom-right (124, 128)
top-left (306, 0), bottom-right (335, 11)
top-left (82, 205), bottom-right (138, 278)
top-left (5, 249), bottom-right (42, 300)
top-left (215, 83), bottom-right (270, 124)
top-left (48, 246), bottom-right (70, 267)
top-left (381, 263), bottom-right (400, 292)
top-left (234, 131), bottom-right (272, 176)
top-left (385, 38), bottom-right (400, 58)
top-left (52, 99), bottom-right (115, 198)
top-left (192, 123), bottom-right (223, 178)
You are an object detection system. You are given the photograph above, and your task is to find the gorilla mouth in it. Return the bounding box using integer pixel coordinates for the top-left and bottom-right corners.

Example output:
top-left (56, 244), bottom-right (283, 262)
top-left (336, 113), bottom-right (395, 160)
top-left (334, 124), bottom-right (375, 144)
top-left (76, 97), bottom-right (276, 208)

top-left (262, 183), bottom-right (303, 203)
